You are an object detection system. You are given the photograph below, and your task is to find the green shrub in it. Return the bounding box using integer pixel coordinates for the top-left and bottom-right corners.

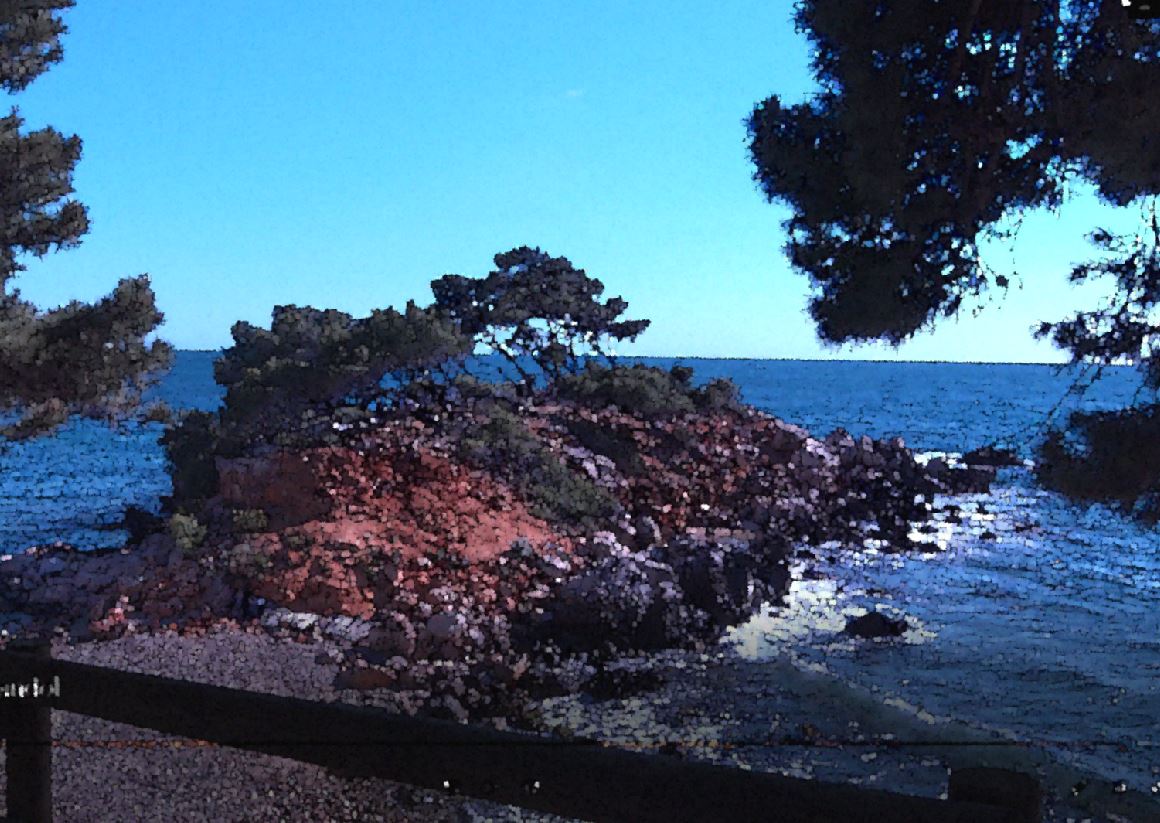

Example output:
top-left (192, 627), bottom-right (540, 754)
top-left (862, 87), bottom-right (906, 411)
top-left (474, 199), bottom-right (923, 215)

top-left (459, 406), bottom-right (620, 529)
top-left (232, 508), bottom-right (269, 532)
top-left (431, 246), bottom-right (650, 389)
top-left (458, 405), bottom-right (541, 468)
top-left (556, 364), bottom-right (696, 418)
top-left (449, 374), bottom-right (520, 402)
top-left (169, 513), bottom-right (207, 554)
top-left (693, 377), bottom-right (743, 412)
top-left (214, 301), bottom-right (473, 444)
top-left (524, 454), bottom-right (620, 527)
top-left (224, 542), bottom-right (272, 576)
top-left (669, 365), bottom-right (694, 386)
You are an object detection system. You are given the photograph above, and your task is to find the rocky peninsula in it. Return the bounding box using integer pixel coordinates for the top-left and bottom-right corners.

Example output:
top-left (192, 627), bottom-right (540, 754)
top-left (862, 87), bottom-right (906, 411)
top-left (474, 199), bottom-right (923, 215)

top-left (0, 247), bottom-right (1020, 819)
top-left (0, 381), bottom-right (995, 726)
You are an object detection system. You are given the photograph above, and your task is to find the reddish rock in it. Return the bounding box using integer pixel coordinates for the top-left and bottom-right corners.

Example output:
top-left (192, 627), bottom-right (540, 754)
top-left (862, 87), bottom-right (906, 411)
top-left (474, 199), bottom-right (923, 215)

top-left (216, 453), bottom-right (331, 529)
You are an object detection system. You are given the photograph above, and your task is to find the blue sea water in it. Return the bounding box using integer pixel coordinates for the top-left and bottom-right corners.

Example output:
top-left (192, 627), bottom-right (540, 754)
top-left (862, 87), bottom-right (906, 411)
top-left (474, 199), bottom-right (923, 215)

top-left (2, 351), bottom-right (1158, 795)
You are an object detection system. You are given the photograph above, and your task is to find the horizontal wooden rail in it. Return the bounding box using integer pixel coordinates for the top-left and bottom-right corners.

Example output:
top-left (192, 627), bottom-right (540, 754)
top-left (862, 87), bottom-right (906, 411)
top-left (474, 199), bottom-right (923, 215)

top-left (0, 644), bottom-right (1036, 822)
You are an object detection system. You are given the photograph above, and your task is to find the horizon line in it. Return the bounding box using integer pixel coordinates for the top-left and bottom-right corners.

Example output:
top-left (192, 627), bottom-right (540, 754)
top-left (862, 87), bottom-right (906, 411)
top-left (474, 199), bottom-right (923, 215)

top-left (172, 349), bottom-right (1110, 368)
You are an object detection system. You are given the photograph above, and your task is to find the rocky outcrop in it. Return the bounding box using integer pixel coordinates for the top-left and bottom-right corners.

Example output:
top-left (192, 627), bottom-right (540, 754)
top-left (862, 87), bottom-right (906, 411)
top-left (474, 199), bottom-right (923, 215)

top-left (2, 395), bottom-right (995, 723)
top-left (538, 529), bottom-right (792, 656)
top-left (0, 535), bottom-right (240, 641)
top-left (844, 611), bottom-right (909, 639)
top-left (924, 456), bottom-right (998, 494)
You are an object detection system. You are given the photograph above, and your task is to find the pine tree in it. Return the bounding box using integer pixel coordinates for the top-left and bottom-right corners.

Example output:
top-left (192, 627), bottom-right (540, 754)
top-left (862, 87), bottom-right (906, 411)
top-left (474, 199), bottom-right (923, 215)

top-left (431, 246), bottom-right (650, 391)
top-left (0, 0), bottom-right (172, 440)
top-left (747, 0), bottom-right (1160, 516)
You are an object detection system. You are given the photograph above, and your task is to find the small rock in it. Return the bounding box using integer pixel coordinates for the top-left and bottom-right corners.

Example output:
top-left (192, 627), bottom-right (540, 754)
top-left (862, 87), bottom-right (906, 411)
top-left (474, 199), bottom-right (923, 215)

top-left (962, 445), bottom-right (1021, 467)
top-left (844, 611), bottom-right (908, 639)
top-left (334, 667), bottom-right (396, 690)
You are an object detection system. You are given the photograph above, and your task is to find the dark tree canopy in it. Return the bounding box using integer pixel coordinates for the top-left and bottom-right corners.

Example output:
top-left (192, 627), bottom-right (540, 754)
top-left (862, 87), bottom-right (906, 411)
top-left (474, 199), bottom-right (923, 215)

top-left (747, 0), bottom-right (1158, 344)
top-left (431, 246), bottom-right (650, 388)
top-left (749, 0), bottom-right (1160, 516)
top-left (213, 301), bottom-right (473, 445)
top-left (205, 247), bottom-right (649, 446)
top-left (0, 0), bottom-right (171, 440)
top-left (0, 0), bottom-right (72, 95)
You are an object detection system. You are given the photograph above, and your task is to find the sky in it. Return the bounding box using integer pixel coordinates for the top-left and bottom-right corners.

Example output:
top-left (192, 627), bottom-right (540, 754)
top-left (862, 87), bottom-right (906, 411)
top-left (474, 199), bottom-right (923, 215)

top-left (5, 0), bottom-right (1146, 362)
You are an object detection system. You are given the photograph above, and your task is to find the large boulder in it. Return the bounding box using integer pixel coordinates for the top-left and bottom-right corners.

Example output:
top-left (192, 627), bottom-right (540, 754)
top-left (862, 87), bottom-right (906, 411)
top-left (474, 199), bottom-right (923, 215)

top-left (362, 611), bottom-right (418, 657)
top-left (544, 544), bottom-right (686, 652)
top-left (216, 452), bottom-right (332, 530)
top-left (665, 535), bottom-right (759, 626)
top-left (924, 457), bottom-right (997, 494)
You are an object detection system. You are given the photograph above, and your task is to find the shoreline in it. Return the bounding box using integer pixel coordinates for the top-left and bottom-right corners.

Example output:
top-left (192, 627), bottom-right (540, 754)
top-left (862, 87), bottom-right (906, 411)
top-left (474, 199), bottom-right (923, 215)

top-left (530, 642), bottom-right (1160, 823)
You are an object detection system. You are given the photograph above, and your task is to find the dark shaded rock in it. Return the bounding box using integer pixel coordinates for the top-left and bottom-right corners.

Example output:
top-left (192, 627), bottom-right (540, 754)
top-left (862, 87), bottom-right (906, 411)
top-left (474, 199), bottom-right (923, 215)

top-left (427, 694), bottom-right (470, 723)
top-left (425, 611), bottom-right (464, 642)
top-left (241, 592), bottom-right (267, 619)
top-left (363, 612), bottom-right (417, 658)
top-left (586, 665), bottom-right (665, 701)
top-left (122, 506), bottom-right (165, 545)
top-left (844, 611), bottom-right (908, 639)
top-left (66, 617), bottom-right (94, 642)
top-left (334, 667), bottom-right (396, 690)
top-left (631, 514), bottom-right (661, 551)
top-left (926, 459), bottom-right (997, 494)
top-left (666, 537), bottom-right (759, 627)
top-left (544, 549), bottom-right (685, 652)
top-left (347, 646), bottom-right (394, 667)
top-left (962, 445), bottom-right (1022, 467)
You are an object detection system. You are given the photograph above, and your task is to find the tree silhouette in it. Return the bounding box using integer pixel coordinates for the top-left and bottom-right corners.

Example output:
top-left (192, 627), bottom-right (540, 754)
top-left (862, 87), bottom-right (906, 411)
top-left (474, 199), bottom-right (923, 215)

top-left (431, 246), bottom-right (649, 391)
top-left (748, 0), bottom-right (1160, 515)
top-left (0, 0), bottom-right (171, 440)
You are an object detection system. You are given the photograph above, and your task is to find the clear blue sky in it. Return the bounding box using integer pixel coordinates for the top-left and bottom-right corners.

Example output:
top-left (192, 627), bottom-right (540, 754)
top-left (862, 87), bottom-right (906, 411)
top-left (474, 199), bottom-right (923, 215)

top-left (6, 1), bottom-right (1142, 361)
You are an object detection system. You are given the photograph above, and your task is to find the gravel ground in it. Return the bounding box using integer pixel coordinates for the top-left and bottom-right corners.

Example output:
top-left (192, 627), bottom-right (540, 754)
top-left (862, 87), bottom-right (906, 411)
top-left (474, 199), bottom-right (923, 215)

top-left (3, 627), bottom-right (1153, 822)
top-left (1, 628), bottom-right (580, 823)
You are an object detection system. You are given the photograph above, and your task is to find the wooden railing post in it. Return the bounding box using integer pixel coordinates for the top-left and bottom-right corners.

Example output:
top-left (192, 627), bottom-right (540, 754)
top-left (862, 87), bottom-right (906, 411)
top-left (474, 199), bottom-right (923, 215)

top-left (1, 638), bottom-right (54, 823)
top-left (948, 767), bottom-right (1041, 823)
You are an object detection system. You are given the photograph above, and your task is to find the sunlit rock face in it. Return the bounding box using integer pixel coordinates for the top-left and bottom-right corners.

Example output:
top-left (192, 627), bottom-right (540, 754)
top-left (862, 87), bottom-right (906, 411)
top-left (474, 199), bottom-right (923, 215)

top-left (208, 428), bottom-right (573, 618)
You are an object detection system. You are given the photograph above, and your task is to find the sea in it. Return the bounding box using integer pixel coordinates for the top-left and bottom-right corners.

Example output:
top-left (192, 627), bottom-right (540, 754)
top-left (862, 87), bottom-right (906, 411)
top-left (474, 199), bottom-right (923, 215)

top-left (2, 351), bottom-right (1158, 798)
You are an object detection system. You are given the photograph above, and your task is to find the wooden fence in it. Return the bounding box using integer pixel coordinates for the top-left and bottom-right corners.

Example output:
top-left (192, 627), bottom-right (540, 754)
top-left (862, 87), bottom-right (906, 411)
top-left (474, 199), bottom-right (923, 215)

top-left (0, 639), bottom-right (1041, 822)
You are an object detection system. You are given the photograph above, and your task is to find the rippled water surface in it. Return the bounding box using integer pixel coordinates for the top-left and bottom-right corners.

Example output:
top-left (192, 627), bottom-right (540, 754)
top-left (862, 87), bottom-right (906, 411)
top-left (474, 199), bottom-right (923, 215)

top-left (726, 466), bottom-right (1160, 793)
